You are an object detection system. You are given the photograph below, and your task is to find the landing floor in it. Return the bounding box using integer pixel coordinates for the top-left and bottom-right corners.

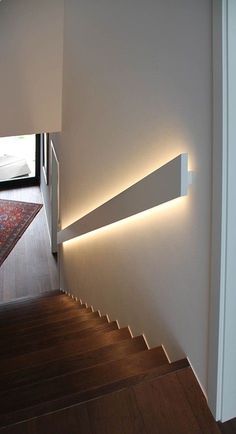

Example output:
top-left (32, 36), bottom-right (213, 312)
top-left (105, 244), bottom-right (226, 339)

top-left (0, 186), bottom-right (59, 301)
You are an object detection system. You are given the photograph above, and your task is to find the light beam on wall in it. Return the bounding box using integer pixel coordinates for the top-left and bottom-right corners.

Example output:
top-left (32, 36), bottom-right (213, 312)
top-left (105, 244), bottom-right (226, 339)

top-left (58, 153), bottom-right (189, 244)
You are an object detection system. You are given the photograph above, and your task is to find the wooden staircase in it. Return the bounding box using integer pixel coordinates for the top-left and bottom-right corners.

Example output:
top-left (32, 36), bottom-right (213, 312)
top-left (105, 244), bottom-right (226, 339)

top-left (0, 290), bottom-right (221, 433)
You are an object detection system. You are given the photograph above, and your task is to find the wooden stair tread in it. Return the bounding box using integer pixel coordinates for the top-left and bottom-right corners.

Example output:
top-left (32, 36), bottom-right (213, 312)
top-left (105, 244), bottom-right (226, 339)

top-left (131, 366), bottom-right (220, 433)
top-left (0, 297), bottom-right (76, 319)
top-left (84, 365), bottom-right (219, 434)
top-left (0, 302), bottom-right (87, 326)
top-left (176, 368), bottom-right (220, 433)
top-left (0, 315), bottom-right (110, 351)
top-left (0, 364), bottom-right (220, 434)
top-left (0, 327), bottom-right (132, 374)
top-left (0, 310), bottom-right (101, 340)
top-left (84, 368), bottom-right (209, 434)
top-left (1, 336), bottom-right (148, 391)
top-left (0, 292), bottom-right (69, 316)
top-left (0, 306), bottom-right (93, 334)
top-left (0, 321), bottom-right (119, 359)
top-left (0, 348), bottom-right (182, 427)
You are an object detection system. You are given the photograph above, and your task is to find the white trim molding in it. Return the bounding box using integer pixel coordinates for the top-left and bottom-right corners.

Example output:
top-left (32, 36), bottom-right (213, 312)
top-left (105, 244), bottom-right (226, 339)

top-left (208, 0), bottom-right (236, 422)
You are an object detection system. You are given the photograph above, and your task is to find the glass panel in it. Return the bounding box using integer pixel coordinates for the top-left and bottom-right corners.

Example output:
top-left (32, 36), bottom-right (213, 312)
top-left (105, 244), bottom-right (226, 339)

top-left (0, 135), bottom-right (36, 182)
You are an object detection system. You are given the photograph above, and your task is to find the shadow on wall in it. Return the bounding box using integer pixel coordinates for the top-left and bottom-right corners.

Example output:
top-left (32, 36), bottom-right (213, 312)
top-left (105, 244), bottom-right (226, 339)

top-left (60, 192), bottom-right (205, 368)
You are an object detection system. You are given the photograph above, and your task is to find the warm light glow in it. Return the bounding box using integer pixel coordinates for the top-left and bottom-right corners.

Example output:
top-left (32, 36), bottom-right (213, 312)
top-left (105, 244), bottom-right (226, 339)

top-left (59, 154), bottom-right (189, 245)
top-left (61, 148), bottom-right (193, 230)
top-left (63, 195), bottom-right (188, 248)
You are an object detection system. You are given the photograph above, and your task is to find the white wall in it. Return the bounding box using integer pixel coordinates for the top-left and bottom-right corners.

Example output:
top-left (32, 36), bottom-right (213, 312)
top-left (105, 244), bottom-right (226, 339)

top-left (221, 0), bottom-right (236, 421)
top-left (59, 0), bottom-right (212, 395)
top-left (0, 0), bottom-right (64, 137)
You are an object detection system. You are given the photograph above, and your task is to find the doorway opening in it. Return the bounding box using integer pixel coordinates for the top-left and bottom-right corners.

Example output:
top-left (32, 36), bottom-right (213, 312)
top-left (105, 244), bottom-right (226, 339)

top-left (0, 134), bottom-right (40, 189)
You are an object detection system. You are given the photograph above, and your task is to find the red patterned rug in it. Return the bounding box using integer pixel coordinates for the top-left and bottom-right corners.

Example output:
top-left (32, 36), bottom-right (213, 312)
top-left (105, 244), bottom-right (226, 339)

top-left (0, 199), bottom-right (42, 266)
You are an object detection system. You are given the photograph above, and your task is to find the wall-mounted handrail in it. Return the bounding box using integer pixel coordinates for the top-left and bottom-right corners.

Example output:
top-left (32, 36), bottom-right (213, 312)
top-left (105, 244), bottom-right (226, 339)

top-left (58, 153), bottom-right (188, 244)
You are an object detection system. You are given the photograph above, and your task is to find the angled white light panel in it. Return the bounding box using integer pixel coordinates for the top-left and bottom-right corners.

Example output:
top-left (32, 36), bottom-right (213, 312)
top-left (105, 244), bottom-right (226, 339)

top-left (58, 153), bottom-right (188, 244)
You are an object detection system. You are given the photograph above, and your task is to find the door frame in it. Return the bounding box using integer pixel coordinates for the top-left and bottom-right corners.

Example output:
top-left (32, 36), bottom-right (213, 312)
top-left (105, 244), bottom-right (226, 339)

top-left (208, 0), bottom-right (236, 422)
top-left (50, 139), bottom-right (59, 254)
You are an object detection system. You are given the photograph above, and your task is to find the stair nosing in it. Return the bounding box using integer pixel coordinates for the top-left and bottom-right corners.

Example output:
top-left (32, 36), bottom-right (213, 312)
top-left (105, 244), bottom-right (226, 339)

top-left (0, 358), bottom-right (189, 428)
top-left (1, 335), bottom-right (148, 392)
top-left (0, 327), bottom-right (133, 374)
top-left (0, 315), bottom-right (108, 347)
top-left (0, 321), bottom-right (119, 359)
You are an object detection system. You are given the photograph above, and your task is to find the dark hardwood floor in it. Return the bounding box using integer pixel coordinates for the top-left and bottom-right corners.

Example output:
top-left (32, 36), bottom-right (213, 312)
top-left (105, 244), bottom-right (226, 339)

top-left (0, 187), bottom-right (59, 301)
top-left (219, 418), bottom-right (236, 433)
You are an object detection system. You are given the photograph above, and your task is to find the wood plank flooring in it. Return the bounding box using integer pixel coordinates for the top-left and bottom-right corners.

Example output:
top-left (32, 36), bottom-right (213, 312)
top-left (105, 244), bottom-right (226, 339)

top-left (0, 187), bottom-right (58, 301)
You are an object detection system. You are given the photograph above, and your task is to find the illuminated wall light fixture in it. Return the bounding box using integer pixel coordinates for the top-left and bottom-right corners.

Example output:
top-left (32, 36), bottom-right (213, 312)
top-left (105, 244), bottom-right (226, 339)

top-left (58, 153), bottom-right (189, 244)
